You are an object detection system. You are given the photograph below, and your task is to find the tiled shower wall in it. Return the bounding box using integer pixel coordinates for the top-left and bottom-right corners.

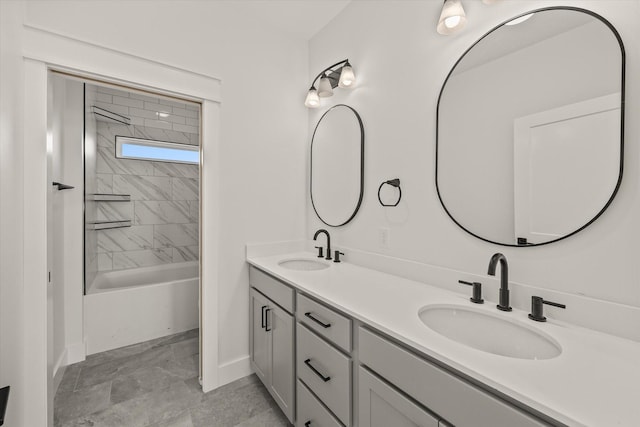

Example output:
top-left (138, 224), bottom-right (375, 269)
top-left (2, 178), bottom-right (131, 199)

top-left (86, 85), bottom-right (200, 275)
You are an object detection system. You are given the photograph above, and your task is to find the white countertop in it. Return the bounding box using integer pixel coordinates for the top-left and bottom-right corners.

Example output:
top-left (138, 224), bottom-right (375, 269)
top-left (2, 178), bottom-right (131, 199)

top-left (247, 251), bottom-right (640, 427)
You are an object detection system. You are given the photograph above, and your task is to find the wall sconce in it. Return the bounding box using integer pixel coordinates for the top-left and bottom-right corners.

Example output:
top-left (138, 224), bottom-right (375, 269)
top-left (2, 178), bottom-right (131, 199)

top-left (437, 0), bottom-right (467, 35)
top-left (305, 59), bottom-right (356, 108)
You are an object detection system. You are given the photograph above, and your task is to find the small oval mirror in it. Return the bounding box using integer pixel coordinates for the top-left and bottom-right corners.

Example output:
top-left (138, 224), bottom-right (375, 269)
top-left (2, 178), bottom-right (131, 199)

top-left (311, 105), bottom-right (364, 227)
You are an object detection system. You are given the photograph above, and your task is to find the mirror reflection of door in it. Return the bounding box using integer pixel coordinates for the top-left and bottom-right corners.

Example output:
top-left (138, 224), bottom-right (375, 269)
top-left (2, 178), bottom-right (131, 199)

top-left (513, 94), bottom-right (620, 244)
top-left (311, 105), bottom-right (364, 227)
top-left (437, 8), bottom-right (624, 246)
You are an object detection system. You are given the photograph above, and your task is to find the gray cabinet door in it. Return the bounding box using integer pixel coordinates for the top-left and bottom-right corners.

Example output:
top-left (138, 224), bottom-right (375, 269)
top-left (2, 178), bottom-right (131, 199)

top-left (359, 366), bottom-right (440, 427)
top-left (250, 288), bottom-right (270, 384)
top-left (268, 302), bottom-right (295, 423)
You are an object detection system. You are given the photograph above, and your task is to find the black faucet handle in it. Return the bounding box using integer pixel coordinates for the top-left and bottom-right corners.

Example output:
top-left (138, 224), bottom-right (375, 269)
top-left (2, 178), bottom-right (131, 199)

top-left (333, 250), bottom-right (345, 263)
top-left (528, 296), bottom-right (566, 322)
top-left (458, 280), bottom-right (484, 304)
top-left (314, 246), bottom-right (324, 258)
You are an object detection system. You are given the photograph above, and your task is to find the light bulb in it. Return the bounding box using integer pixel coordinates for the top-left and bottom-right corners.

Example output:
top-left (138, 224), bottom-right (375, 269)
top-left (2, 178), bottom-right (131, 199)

top-left (338, 62), bottom-right (356, 88)
top-left (317, 74), bottom-right (334, 97)
top-left (444, 15), bottom-right (461, 29)
top-left (304, 88), bottom-right (320, 108)
top-left (437, 0), bottom-right (467, 35)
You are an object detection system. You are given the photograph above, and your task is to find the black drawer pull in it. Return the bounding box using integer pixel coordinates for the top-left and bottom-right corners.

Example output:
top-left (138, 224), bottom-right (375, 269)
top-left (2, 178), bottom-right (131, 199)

top-left (304, 312), bottom-right (331, 328)
top-left (261, 305), bottom-right (267, 329)
top-left (304, 358), bottom-right (331, 382)
top-left (265, 308), bottom-right (272, 331)
top-left (305, 422), bottom-right (311, 427)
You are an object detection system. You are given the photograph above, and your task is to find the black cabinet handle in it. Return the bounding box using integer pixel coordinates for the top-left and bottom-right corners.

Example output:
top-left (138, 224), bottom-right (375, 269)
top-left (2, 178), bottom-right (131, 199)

top-left (304, 358), bottom-right (330, 382)
top-left (264, 308), bottom-right (272, 331)
top-left (304, 312), bottom-right (331, 328)
top-left (305, 422), bottom-right (311, 427)
top-left (261, 305), bottom-right (267, 329)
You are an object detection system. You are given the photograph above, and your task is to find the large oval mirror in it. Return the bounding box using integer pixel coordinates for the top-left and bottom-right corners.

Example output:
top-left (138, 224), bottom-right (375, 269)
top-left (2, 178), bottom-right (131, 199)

top-left (311, 104), bottom-right (364, 227)
top-left (437, 7), bottom-right (624, 246)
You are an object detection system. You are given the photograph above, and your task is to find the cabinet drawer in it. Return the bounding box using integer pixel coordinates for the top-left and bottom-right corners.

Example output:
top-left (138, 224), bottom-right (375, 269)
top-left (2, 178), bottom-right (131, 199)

top-left (297, 323), bottom-right (351, 426)
top-left (358, 327), bottom-right (550, 427)
top-left (359, 366), bottom-right (439, 427)
top-left (296, 380), bottom-right (343, 427)
top-left (298, 293), bottom-right (352, 352)
top-left (249, 266), bottom-right (294, 314)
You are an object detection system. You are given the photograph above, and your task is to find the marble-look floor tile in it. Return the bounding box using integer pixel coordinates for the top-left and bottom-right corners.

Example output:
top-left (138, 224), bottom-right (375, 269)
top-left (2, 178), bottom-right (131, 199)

top-left (110, 365), bottom-right (185, 405)
top-left (191, 381), bottom-right (274, 427)
top-left (139, 380), bottom-right (203, 425)
top-left (57, 363), bottom-right (82, 394)
top-left (234, 408), bottom-right (290, 427)
top-left (54, 381), bottom-right (112, 424)
top-left (76, 345), bottom-right (174, 390)
top-left (172, 338), bottom-right (199, 359)
top-left (60, 396), bottom-right (149, 427)
top-left (148, 409), bottom-right (193, 427)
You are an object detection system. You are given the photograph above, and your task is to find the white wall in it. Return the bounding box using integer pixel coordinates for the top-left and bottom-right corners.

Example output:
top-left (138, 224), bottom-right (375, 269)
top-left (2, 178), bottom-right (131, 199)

top-left (0, 1), bottom-right (26, 425)
top-left (1, 0), bottom-right (308, 424)
top-left (308, 0), bottom-right (640, 312)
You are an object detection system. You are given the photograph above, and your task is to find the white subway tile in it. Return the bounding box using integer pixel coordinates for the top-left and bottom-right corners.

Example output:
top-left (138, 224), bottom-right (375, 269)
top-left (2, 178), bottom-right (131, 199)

top-left (129, 107), bottom-right (158, 120)
top-left (159, 98), bottom-right (187, 110)
top-left (96, 93), bottom-right (113, 103)
top-left (186, 117), bottom-right (199, 127)
top-left (171, 107), bottom-right (188, 117)
top-left (113, 95), bottom-right (144, 109)
top-left (130, 93), bottom-right (160, 103)
top-left (129, 116), bottom-right (145, 126)
top-left (144, 119), bottom-right (173, 130)
top-left (172, 123), bottom-right (198, 134)
top-left (95, 102), bottom-right (129, 116)
top-left (166, 114), bottom-right (186, 125)
top-left (185, 102), bottom-right (200, 111)
top-left (144, 101), bottom-right (171, 113)
top-left (97, 86), bottom-right (130, 97)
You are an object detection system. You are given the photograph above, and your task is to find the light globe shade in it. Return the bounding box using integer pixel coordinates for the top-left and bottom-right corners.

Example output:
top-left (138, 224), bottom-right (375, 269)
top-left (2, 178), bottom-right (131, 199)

top-left (437, 0), bottom-right (467, 35)
top-left (305, 88), bottom-right (320, 108)
top-left (317, 74), bottom-right (334, 97)
top-left (338, 63), bottom-right (356, 88)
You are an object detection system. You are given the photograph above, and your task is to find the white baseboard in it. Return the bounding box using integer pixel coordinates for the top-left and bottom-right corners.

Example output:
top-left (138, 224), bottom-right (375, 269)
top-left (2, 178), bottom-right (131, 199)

top-left (65, 341), bottom-right (86, 365)
top-left (217, 355), bottom-right (252, 387)
top-left (53, 348), bottom-right (67, 379)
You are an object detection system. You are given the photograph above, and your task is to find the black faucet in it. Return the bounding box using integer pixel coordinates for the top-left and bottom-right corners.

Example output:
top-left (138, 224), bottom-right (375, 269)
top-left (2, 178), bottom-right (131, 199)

top-left (313, 229), bottom-right (332, 261)
top-left (487, 253), bottom-right (512, 312)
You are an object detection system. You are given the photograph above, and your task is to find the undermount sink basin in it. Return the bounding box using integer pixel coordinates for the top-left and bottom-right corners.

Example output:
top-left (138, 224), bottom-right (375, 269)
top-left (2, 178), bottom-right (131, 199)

top-left (418, 305), bottom-right (561, 360)
top-left (278, 258), bottom-right (330, 271)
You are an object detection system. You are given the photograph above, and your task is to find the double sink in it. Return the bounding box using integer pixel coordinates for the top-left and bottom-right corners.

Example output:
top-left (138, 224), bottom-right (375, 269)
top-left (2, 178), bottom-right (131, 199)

top-left (278, 257), bottom-right (561, 361)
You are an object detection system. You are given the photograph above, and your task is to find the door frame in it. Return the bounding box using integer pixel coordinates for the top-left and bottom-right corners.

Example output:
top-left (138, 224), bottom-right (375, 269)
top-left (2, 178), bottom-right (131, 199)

top-left (22, 24), bottom-right (222, 426)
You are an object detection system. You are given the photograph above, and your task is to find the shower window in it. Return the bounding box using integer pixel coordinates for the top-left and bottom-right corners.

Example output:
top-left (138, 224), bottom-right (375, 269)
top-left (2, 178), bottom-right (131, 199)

top-left (115, 136), bottom-right (199, 164)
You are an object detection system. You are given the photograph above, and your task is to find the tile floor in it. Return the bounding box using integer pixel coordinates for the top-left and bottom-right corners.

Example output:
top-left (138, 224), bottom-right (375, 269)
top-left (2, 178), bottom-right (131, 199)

top-left (54, 329), bottom-right (290, 427)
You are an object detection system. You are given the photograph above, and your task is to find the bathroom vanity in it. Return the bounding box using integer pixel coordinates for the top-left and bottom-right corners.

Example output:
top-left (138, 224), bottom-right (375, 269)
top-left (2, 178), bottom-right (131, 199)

top-left (247, 250), bottom-right (640, 427)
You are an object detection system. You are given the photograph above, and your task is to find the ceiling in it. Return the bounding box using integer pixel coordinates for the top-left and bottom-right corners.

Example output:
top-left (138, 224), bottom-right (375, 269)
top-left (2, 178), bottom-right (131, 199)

top-left (227, 0), bottom-right (352, 40)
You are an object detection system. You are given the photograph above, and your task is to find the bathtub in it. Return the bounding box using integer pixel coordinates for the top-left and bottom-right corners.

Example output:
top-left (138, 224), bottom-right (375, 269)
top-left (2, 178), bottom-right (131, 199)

top-left (85, 261), bottom-right (199, 354)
